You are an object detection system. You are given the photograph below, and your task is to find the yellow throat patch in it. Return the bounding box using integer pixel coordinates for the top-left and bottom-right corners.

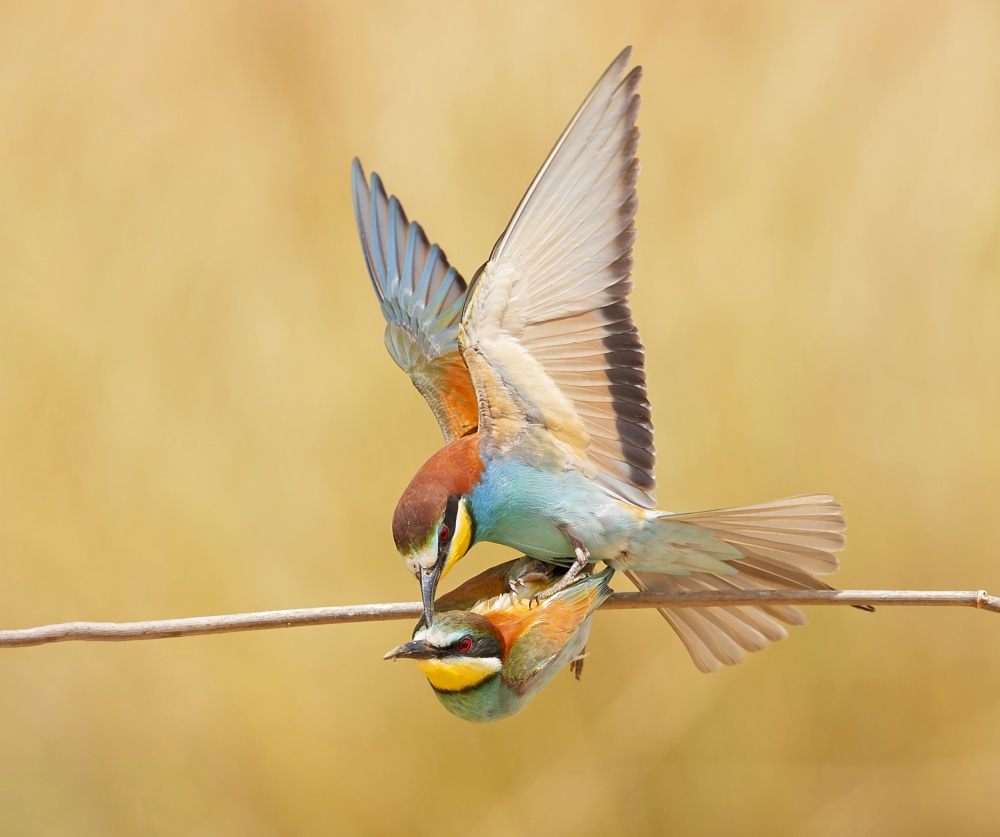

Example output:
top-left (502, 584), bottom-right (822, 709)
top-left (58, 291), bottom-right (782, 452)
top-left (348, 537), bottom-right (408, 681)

top-left (415, 656), bottom-right (502, 692)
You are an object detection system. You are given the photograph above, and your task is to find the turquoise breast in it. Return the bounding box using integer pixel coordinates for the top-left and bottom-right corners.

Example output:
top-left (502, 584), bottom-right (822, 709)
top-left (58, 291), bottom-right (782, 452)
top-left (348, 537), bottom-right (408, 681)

top-left (468, 453), bottom-right (636, 562)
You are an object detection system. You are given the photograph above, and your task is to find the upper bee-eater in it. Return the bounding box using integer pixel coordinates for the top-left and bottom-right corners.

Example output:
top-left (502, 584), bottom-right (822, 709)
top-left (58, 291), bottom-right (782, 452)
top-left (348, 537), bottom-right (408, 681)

top-left (384, 557), bottom-right (612, 722)
top-left (352, 47), bottom-right (848, 673)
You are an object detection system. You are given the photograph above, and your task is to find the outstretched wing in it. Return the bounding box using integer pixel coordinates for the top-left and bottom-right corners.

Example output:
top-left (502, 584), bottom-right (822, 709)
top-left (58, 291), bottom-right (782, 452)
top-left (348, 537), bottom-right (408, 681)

top-left (352, 159), bottom-right (478, 443)
top-left (459, 47), bottom-right (656, 509)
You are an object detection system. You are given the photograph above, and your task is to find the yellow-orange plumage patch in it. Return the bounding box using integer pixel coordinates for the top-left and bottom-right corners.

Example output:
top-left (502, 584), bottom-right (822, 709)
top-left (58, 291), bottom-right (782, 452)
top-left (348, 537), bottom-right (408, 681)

top-left (472, 581), bottom-right (604, 663)
top-left (415, 656), bottom-right (502, 692)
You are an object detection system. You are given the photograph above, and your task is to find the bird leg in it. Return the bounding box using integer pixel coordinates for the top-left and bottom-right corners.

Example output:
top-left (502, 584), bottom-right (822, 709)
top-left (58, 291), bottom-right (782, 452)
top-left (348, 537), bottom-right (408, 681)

top-left (532, 527), bottom-right (590, 604)
top-left (569, 647), bottom-right (588, 680)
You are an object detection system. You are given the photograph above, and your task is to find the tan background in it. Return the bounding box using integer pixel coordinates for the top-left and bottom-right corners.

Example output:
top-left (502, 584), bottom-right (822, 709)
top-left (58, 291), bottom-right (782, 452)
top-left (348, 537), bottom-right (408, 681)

top-left (2, 2), bottom-right (999, 835)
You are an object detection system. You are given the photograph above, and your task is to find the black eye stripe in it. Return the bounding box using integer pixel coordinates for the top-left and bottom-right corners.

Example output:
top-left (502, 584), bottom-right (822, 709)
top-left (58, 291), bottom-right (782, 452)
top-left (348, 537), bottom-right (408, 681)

top-left (438, 495), bottom-right (461, 561)
top-left (444, 495), bottom-right (460, 529)
top-left (450, 634), bottom-right (503, 659)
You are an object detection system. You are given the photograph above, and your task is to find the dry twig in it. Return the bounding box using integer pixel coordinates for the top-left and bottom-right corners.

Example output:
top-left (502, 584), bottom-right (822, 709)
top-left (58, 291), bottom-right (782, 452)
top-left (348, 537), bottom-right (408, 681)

top-left (0, 589), bottom-right (996, 649)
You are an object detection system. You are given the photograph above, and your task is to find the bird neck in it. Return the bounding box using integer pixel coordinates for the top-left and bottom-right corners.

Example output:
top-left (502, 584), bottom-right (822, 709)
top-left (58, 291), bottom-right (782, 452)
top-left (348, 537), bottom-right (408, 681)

top-left (430, 673), bottom-right (522, 723)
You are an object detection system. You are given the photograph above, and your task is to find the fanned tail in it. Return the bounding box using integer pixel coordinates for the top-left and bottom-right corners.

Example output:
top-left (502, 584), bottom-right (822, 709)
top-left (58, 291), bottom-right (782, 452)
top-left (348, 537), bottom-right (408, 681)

top-left (629, 494), bottom-right (848, 673)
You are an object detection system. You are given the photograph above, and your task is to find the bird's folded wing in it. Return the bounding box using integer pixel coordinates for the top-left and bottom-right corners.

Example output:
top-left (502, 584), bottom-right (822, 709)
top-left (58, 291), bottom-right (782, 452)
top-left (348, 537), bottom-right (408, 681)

top-left (501, 568), bottom-right (614, 685)
top-left (433, 556), bottom-right (549, 613)
top-left (352, 159), bottom-right (478, 443)
top-left (459, 47), bottom-right (656, 509)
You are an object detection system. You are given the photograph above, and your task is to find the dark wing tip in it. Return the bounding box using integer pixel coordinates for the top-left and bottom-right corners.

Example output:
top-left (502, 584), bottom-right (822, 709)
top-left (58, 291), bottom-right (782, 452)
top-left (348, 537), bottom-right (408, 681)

top-left (613, 45), bottom-right (634, 70)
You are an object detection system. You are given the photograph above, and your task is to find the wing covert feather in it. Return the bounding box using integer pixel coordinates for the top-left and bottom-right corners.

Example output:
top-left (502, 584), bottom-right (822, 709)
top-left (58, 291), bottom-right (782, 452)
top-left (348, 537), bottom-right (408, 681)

top-left (502, 569), bottom-right (613, 685)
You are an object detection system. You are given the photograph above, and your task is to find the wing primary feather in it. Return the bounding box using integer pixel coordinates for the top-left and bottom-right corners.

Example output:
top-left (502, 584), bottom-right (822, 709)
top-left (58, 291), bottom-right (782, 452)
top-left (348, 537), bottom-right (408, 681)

top-left (485, 46), bottom-right (635, 268)
top-left (365, 49), bottom-right (656, 504)
top-left (351, 159), bottom-right (479, 442)
top-left (369, 172), bottom-right (390, 295)
top-left (351, 158), bottom-right (381, 302)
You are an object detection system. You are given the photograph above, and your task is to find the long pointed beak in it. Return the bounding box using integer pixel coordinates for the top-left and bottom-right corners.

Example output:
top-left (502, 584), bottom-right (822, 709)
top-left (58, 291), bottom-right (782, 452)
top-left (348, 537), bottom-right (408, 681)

top-left (383, 639), bottom-right (438, 661)
top-left (420, 564), bottom-right (442, 627)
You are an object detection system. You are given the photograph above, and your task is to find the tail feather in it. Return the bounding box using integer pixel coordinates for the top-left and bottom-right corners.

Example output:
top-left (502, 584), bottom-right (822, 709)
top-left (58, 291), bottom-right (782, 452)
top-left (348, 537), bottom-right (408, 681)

top-left (664, 493), bottom-right (845, 577)
top-left (627, 568), bottom-right (817, 673)
top-left (734, 556), bottom-right (836, 592)
top-left (629, 493), bottom-right (846, 673)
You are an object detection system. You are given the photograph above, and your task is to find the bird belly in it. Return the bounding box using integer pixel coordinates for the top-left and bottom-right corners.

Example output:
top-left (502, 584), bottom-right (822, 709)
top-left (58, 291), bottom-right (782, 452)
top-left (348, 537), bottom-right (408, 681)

top-left (469, 457), bottom-right (639, 563)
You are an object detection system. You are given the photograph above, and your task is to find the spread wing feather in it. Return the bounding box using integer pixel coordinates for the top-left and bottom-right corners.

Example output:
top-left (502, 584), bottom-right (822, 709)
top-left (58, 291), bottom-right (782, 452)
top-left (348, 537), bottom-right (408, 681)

top-left (352, 158), bottom-right (478, 443)
top-left (460, 47), bottom-right (656, 509)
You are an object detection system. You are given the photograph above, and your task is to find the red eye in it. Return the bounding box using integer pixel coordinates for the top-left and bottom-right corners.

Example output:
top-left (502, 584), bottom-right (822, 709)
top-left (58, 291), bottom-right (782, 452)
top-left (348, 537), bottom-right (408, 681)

top-left (439, 525), bottom-right (450, 542)
top-left (457, 637), bottom-right (473, 653)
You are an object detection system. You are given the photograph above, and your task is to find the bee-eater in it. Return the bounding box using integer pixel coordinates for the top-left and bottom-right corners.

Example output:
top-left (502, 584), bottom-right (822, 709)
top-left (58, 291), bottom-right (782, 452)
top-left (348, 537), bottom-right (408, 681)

top-left (384, 557), bottom-right (612, 722)
top-left (353, 47), bottom-right (848, 673)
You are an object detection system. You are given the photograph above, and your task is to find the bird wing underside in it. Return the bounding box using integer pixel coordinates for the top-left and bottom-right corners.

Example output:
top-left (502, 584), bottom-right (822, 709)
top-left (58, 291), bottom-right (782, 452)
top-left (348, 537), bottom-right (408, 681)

top-left (352, 159), bottom-right (478, 443)
top-left (460, 48), bottom-right (656, 509)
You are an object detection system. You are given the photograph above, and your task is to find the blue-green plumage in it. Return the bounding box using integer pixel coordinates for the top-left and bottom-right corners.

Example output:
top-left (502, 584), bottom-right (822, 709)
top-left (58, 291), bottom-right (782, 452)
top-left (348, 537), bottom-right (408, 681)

top-left (469, 447), bottom-right (636, 563)
top-left (469, 442), bottom-right (744, 576)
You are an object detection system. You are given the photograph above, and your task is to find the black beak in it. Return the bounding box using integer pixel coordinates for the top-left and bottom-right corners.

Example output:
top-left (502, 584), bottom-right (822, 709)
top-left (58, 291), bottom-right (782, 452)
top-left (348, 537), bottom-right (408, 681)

top-left (383, 639), bottom-right (438, 661)
top-left (420, 563), bottom-right (443, 627)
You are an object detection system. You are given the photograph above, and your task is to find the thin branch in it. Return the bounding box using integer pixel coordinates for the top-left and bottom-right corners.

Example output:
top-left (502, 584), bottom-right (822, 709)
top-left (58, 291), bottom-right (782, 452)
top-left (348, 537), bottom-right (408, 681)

top-left (0, 589), bottom-right (996, 649)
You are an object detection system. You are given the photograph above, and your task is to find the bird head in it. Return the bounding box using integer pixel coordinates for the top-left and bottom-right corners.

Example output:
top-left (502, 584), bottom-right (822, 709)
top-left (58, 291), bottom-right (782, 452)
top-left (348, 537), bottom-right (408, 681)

top-left (392, 436), bottom-right (483, 625)
top-left (384, 560), bottom-right (615, 722)
top-left (383, 611), bottom-right (503, 693)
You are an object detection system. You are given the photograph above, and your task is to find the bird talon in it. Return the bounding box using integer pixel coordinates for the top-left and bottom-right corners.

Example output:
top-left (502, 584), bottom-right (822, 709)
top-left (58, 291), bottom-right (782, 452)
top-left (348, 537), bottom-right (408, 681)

top-left (512, 571), bottom-right (550, 597)
top-left (570, 649), bottom-right (588, 680)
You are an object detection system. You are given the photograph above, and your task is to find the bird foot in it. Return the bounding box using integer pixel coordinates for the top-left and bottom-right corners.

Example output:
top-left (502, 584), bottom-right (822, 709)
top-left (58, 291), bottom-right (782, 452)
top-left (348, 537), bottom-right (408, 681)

top-left (531, 531), bottom-right (590, 606)
top-left (569, 647), bottom-right (589, 680)
top-left (510, 571), bottom-right (550, 595)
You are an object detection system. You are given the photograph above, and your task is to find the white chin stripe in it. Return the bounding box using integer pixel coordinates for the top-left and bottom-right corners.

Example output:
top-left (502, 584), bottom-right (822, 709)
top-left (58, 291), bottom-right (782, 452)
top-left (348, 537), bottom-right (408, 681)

top-left (406, 543), bottom-right (437, 573)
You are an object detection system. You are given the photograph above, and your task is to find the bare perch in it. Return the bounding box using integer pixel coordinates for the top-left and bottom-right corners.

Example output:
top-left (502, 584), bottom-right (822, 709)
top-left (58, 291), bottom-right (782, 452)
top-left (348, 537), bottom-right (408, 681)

top-left (0, 589), bottom-right (996, 649)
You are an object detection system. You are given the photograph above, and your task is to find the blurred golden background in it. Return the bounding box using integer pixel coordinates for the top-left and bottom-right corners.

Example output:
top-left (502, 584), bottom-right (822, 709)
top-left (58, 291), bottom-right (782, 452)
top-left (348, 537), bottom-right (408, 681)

top-left (1, 2), bottom-right (998, 834)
